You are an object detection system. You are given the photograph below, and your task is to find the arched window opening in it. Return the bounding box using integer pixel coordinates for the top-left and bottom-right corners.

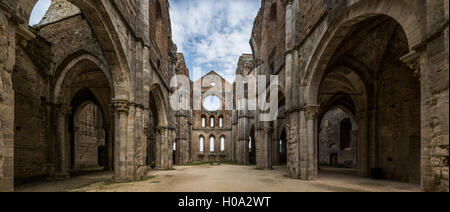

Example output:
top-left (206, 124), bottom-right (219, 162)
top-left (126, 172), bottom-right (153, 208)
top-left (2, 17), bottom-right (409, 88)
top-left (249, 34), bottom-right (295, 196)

top-left (249, 137), bottom-right (252, 152)
top-left (340, 118), bottom-right (352, 150)
top-left (220, 137), bottom-right (225, 152)
top-left (219, 116), bottom-right (223, 128)
top-left (280, 140), bottom-right (283, 153)
top-left (173, 142), bottom-right (176, 151)
top-left (72, 102), bottom-right (105, 170)
top-left (210, 116), bottom-right (215, 128)
top-left (210, 136), bottom-right (215, 152)
top-left (199, 136), bottom-right (204, 152)
top-left (201, 116), bottom-right (206, 128)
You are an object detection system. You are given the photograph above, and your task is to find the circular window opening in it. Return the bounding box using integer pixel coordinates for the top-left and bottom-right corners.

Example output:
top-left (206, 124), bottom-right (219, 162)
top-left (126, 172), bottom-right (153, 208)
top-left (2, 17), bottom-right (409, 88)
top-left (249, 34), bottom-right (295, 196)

top-left (203, 96), bottom-right (221, 111)
top-left (211, 82), bottom-right (216, 87)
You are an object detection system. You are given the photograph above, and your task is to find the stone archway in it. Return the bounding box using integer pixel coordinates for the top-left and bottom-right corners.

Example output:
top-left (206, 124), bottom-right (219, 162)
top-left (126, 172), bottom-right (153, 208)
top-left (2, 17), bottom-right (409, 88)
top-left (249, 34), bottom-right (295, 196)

top-left (303, 0), bottom-right (423, 105)
top-left (303, 10), bottom-right (422, 184)
top-left (18, 0), bottom-right (132, 98)
top-left (53, 55), bottom-right (114, 178)
top-left (149, 84), bottom-right (172, 170)
top-left (69, 92), bottom-right (108, 172)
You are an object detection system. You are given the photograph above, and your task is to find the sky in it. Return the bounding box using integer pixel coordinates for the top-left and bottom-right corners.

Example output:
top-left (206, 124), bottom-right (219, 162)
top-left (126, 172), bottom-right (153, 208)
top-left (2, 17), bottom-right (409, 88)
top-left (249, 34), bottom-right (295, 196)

top-left (169, 0), bottom-right (261, 83)
top-left (29, 0), bottom-right (51, 26)
top-left (29, 0), bottom-right (261, 83)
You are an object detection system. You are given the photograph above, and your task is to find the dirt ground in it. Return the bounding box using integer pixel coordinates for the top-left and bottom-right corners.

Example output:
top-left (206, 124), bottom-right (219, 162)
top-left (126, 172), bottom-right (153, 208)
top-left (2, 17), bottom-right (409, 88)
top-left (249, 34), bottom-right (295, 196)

top-left (15, 165), bottom-right (420, 192)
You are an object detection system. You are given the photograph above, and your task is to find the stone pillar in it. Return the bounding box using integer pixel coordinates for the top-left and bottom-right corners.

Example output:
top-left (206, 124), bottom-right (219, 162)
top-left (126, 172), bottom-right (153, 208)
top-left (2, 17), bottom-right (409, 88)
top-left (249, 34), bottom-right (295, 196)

top-left (188, 110), bottom-right (193, 163)
top-left (176, 112), bottom-right (189, 165)
top-left (231, 110), bottom-right (237, 163)
top-left (304, 105), bottom-right (320, 179)
top-left (368, 108), bottom-right (377, 174)
top-left (113, 99), bottom-right (129, 181)
top-left (356, 112), bottom-right (369, 177)
top-left (126, 103), bottom-right (136, 180)
top-left (284, 0), bottom-right (302, 178)
top-left (156, 126), bottom-right (173, 170)
top-left (134, 105), bottom-right (147, 179)
top-left (237, 100), bottom-right (249, 165)
top-left (0, 4), bottom-right (16, 192)
top-left (272, 137), bottom-right (280, 165)
top-left (54, 104), bottom-right (71, 178)
top-left (256, 121), bottom-right (273, 170)
top-left (272, 120), bottom-right (279, 165)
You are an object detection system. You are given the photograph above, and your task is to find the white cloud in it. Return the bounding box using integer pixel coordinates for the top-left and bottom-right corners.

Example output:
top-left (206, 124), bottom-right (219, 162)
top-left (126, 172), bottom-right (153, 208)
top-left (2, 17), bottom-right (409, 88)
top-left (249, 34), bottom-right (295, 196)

top-left (29, 0), bottom-right (51, 26)
top-left (170, 0), bottom-right (260, 82)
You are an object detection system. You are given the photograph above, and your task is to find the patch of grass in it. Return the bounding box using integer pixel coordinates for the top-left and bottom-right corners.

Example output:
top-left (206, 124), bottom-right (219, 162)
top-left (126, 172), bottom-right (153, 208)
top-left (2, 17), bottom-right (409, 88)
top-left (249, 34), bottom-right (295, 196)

top-left (221, 161), bottom-right (237, 165)
top-left (140, 176), bottom-right (156, 181)
top-left (186, 161), bottom-right (211, 166)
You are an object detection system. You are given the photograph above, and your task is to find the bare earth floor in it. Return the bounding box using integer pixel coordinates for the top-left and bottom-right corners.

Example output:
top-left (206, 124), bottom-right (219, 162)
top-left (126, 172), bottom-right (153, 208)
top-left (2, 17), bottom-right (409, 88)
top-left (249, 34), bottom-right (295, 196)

top-left (15, 165), bottom-right (420, 192)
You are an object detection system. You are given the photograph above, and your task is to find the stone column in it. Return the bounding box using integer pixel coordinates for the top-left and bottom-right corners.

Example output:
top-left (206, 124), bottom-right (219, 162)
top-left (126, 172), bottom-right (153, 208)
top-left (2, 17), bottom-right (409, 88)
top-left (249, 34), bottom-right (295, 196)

top-left (256, 121), bottom-right (273, 170)
top-left (113, 99), bottom-right (129, 181)
top-left (0, 4), bottom-right (17, 192)
top-left (272, 120), bottom-right (279, 165)
top-left (134, 104), bottom-right (147, 180)
top-left (237, 100), bottom-right (249, 165)
top-left (368, 107), bottom-right (377, 174)
top-left (231, 110), bottom-right (237, 163)
top-left (126, 103), bottom-right (136, 180)
top-left (188, 110), bottom-right (194, 163)
top-left (54, 104), bottom-right (71, 178)
top-left (156, 126), bottom-right (173, 170)
top-left (176, 112), bottom-right (189, 165)
top-left (305, 105), bottom-right (320, 180)
top-left (284, 0), bottom-right (302, 178)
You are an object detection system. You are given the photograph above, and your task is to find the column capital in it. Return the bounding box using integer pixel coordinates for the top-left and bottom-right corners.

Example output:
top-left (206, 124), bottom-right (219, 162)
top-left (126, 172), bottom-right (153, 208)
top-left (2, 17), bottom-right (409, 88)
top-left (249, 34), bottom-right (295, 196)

top-left (112, 99), bottom-right (130, 114)
top-left (304, 105), bottom-right (320, 120)
top-left (400, 50), bottom-right (421, 79)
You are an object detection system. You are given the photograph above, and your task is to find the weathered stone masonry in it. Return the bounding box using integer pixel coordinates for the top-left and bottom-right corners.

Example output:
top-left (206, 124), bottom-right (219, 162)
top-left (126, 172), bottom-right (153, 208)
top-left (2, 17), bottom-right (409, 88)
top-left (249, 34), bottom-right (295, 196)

top-left (230, 0), bottom-right (448, 192)
top-left (0, 0), bottom-right (448, 192)
top-left (0, 0), bottom-right (184, 191)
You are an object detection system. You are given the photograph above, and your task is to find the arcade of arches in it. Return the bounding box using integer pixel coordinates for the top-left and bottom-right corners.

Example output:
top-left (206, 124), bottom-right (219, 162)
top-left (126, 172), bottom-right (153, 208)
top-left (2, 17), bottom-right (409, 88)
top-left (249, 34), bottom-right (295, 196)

top-left (0, 0), bottom-right (448, 192)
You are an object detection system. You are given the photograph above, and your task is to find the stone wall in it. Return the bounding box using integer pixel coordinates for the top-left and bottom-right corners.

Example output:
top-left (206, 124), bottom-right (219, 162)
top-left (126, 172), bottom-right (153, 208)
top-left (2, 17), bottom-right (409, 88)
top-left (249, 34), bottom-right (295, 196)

top-left (38, 0), bottom-right (80, 26)
top-left (0, 7), bottom-right (16, 192)
top-left (319, 108), bottom-right (357, 168)
top-left (36, 14), bottom-right (106, 75)
top-left (73, 104), bottom-right (105, 169)
top-left (12, 44), bottom-right (51, 181)
top-left (191, 72), bottom-right (233, 162)
top-left (113, 0), bottom-right (137, 33)
top-left (420, 0), bottom-right (449, 192)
